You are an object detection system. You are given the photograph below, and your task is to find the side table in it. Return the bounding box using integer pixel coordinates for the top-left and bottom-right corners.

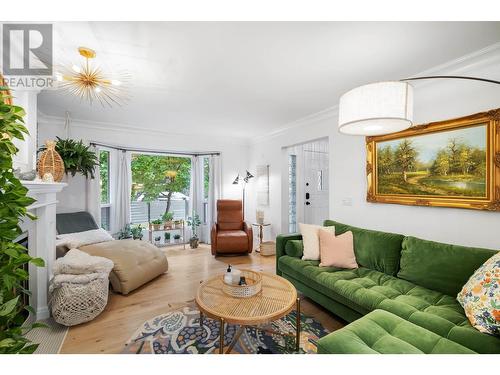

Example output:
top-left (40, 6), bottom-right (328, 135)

top-left (252, 223), bottom-right (270, 253)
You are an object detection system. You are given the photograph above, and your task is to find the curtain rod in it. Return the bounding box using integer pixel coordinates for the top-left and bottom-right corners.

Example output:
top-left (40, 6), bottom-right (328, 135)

top-left (89, 141), bottom-right (221, 157)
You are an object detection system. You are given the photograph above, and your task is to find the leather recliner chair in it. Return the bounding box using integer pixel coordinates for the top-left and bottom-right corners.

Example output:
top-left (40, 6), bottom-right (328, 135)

top-left (211, 200), bottom-right (253, 256)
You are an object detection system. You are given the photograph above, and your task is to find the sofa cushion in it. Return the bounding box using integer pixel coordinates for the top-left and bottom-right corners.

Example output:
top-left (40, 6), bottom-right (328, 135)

top-left (216, 230), bottom-right (248, 251)
top-left (397, 236), bottom-right (497, 297)
top-left (278, 255), bottom-right (500, 353)
top-left (319, 229), bottom-right (358, 269)
top-left (285, 240), bottom-right (304, 258)
top-left (324, 220), bottom-right (403, 276)
top-left (317, 309), bottom-right (475, 354)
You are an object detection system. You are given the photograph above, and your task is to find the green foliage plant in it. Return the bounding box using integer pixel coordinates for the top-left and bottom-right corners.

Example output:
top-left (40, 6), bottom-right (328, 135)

top-left (187, 211), bottom-right (201, 239)
top-left (162, 211), bottom-right (174, 222)
top-left (130, 224), bottom-right (143, 240)
top-left (0, 89), bottom-right (46, 354)
top-left (40, 137), bottom-right (99, 178)
top-left (151, 219), bottom-right (163, 225)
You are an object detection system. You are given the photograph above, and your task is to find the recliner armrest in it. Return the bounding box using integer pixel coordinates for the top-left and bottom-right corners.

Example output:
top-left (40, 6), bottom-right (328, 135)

top-left (211, 223), bottom-right (218, 255)
top-left (243, 222), bottom-right (253, 253)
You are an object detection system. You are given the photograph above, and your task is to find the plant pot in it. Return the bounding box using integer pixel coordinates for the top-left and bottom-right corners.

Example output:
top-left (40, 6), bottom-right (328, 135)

top-left (189, 237), bottom-right (199, 249)
top-left (152, 224), bottom-right (161, 231)
top-left (175, 220), bottom-right (183, 229)
top-left (164, 221), bottom-right (173, 230)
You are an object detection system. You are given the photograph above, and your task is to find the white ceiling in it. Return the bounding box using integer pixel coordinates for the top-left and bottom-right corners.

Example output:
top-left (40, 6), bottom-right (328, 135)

top-left (38, 22), bottom-right (500, 139)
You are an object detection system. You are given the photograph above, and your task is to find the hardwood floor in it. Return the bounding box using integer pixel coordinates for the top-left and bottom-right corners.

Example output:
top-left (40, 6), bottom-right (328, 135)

top-left (60, 244), bottom-right (345, 354)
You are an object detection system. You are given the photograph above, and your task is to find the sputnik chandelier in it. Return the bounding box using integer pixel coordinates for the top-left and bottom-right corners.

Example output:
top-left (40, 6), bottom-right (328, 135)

top-left (56, 47), bottom-right (129, 107)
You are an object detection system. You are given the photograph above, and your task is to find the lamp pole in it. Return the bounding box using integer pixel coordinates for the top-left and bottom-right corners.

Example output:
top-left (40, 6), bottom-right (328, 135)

top-left (233, 170), bottom-right (254, 221)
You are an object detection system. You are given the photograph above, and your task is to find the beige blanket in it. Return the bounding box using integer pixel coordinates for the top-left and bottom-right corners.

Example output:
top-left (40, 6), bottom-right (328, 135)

top-left (77, 239), bottom-right (168, 295)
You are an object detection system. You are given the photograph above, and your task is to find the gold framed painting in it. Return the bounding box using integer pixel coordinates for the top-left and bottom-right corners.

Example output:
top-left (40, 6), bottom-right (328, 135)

top-left (366, 108), bottom-right (500, 211)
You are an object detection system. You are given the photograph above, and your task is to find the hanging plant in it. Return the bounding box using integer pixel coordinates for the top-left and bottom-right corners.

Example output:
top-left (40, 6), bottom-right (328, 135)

top-left (39, 137), bottom-right (99, 179)
top-left (0, 88), bottom-right (46, 354)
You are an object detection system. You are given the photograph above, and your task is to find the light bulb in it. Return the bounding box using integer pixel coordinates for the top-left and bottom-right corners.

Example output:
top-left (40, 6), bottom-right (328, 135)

top-left (55, 73), bottom-right (63, 82)
top-left (95, 86), bottom-right (102, 93)
top-left (111, 79), bottom-right (121, 86)
top-left (72, 65), bottom-right (81, 73)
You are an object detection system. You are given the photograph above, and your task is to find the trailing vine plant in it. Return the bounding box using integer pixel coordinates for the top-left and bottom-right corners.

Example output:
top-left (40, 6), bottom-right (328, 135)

top-left (0, 88), bottom-right (45, 353)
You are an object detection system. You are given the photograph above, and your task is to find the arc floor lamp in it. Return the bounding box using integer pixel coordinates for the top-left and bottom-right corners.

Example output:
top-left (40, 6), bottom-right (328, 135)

top-left (338, 75), bottom-right (500, 136)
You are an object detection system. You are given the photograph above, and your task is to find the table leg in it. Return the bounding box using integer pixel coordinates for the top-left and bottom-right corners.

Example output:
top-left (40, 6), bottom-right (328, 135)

top-left (295, 297), bottom-right (301, 352)
top-left (259, 225), bottom-right (264, 252)
top-left (219, 318), bottom-right (225, 354)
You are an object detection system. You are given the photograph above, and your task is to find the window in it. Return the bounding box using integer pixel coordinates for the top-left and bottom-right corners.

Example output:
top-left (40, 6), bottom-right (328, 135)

top-left (100, 150), bottom-right (111, 230)
top-left (130, 153), bottom-right (191, 225)
top-left (203, 157), bottom-right (210, 224)
top-left (288, 154), bottom-right (297, 233)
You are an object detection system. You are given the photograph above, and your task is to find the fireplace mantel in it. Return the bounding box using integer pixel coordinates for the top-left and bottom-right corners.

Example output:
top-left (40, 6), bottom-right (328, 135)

top-left (21, 180), bottom-right (67, 321)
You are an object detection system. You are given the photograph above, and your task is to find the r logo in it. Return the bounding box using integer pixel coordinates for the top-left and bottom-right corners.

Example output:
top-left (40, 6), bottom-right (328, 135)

top-left (2, 24), bottom-right (53, 76)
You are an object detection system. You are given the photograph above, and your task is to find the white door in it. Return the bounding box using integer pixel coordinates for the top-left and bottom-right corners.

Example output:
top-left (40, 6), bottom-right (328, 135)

top-left (284, 138), bottom-right (329, 232)
top-left (303, 140), bottom-right (329, 225)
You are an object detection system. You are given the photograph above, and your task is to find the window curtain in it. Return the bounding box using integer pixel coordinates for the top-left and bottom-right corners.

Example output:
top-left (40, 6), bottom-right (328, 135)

top-left (206, 154), bottom-right (221, 244)
top-left (189, 156), bottom-right (204, 240)
top-left (112, 150), bottom-right (131, 234)
top-left (86, 145), bottom-right (101, 226)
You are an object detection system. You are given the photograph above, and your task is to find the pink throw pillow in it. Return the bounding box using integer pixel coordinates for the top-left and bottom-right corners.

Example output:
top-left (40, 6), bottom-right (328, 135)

top-left (319, 229), bottom-right (358, 269)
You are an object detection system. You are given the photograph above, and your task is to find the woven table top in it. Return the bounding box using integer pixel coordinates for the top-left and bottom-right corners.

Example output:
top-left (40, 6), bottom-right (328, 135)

top-left (195, 272), bottom-right (297, 325)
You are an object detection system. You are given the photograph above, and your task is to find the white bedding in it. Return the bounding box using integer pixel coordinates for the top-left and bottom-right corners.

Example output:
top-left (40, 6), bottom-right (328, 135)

top-left (53, 248), bottom-right (114, 276)
top-left (56, 228), bottom-right (113, 249)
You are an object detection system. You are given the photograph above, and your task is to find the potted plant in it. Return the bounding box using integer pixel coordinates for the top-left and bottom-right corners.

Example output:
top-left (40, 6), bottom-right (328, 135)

top-left (118, 224), bottom-right (133, 239)
top-left (174, 219), bottom-right (183, 229)
top-left (164, 232), bottom-right (171, 243)
top-left (0, 88), bottom-right (46, 353)
top-left (173, 233), bottom-right (181, 243)
top-left (130, 224), bottom-right (144, 240)
top-left (154, 235), bottom-right (161, 246)
top-left (162, 211), bottom-right (174, 229)
top-left (150, 219), bottom-right (163, 231)
top-left (39, 137), bottom-right (99, 179)
top-left (187, 212), bottom-right (201, 249)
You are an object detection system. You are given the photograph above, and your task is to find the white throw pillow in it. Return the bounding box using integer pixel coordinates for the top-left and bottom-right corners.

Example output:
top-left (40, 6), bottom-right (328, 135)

top-left (299, 223), bottom-right (335, 260)
top-left (56, 228), bottom-right (113, 249)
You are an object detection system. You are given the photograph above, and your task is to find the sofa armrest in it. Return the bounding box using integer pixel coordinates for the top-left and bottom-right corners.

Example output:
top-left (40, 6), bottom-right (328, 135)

top-left (275, 233), bottom-right (302, 275)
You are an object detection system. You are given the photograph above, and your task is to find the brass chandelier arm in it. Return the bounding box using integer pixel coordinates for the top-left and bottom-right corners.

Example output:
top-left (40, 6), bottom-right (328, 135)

top-left (401, 75), bottom-right (500, 85)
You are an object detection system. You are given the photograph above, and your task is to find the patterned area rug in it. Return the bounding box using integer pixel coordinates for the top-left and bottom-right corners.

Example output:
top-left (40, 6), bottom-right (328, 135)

top-left (122, 301), bottom-right (328, 354)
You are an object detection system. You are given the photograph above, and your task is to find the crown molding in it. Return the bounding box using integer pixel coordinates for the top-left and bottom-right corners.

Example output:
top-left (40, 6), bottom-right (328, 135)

top-left (252, 104), bottom-right (339, 144)
top-left (252, 42), bottom-right (500, 145)
top-left (37, 111), bottom-right (251, 146)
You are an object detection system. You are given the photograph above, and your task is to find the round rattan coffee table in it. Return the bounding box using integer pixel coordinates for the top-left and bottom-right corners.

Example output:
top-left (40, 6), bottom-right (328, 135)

top-left (196, 271), bottom-right (300, 354)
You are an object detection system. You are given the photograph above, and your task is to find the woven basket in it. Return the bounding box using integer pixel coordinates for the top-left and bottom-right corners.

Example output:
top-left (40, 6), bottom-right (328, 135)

top-left (260, 241), bottom-right (276, 256)
top-left (222, 269), bottom-right (262, 298)
top-left (37, 140), bottom-right (64, 182)
top-left (49, 277), bottom-right (109, 326)
top-left (0, 74), bottom-right (12, 105)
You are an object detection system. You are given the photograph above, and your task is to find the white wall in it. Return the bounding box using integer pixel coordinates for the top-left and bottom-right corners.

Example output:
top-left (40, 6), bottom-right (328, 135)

top-left (247, 46), bottom-right (500, 249)
top-left (37, 115), bottom-right (250, 216)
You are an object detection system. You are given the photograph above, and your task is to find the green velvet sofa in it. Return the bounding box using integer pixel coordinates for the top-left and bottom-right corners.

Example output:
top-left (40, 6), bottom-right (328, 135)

top-left (276, 220), bottom-right (500, 354)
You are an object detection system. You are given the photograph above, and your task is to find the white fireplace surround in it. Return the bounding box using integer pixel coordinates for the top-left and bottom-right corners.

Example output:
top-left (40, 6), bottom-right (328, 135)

top-left (18, 181), bottom-right (67, 321)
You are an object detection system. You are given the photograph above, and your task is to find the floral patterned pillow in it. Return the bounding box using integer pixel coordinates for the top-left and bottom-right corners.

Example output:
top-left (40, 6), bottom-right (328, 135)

top-left (457, 251), bottom-right (500, 336)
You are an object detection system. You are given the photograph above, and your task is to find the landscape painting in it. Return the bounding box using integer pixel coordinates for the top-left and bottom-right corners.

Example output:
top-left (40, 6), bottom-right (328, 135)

top-left (376, 124), bottom-right (488, 198)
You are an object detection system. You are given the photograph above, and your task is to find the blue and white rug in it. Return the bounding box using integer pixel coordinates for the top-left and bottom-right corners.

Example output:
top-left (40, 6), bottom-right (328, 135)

top-left (122, 301), bottom-right (328, 354)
